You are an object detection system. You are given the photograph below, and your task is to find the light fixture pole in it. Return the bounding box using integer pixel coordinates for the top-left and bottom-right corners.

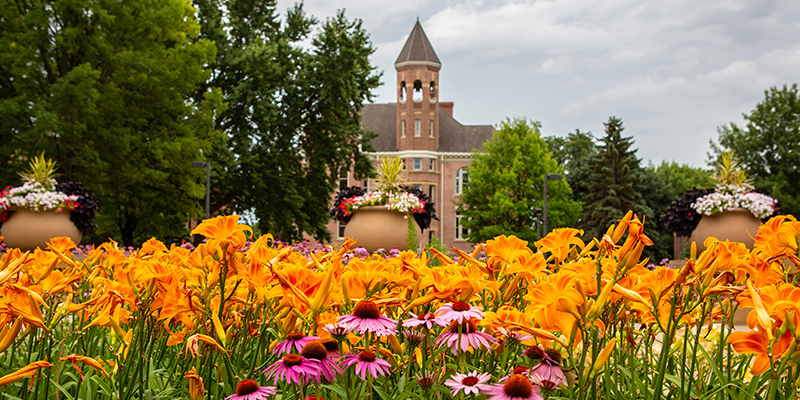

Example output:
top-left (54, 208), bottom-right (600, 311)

top-left (192, 161), bottom-right (210, 220)
top-left (543, 173), bottom-right (562, 235)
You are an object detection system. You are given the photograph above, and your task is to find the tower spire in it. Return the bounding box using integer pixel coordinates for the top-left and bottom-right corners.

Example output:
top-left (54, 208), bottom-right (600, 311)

top-left (395, 20), bottom-right (440, 68)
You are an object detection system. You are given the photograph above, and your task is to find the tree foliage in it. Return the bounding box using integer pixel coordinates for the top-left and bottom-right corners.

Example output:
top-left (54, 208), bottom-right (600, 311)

top-left (194, 1), bottom-right (380, 242)
top-left (0, 0), bottom-right (223, 245)
top-left (651, 161), bottom-right (713, 198)
top-left (579, 117), bottom-right (649, 240)
top-left (713, 84), bottom-right (800, 217)
top-left (458, 118), bottom-right (581, 245)
top-left (546, 129), bottom-right (597, 205)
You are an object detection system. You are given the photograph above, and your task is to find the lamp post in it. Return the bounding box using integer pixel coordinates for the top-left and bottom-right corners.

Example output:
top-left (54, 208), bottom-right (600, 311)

top-left (543, 173), bottom-right (562, 235)
top-left (192, 161), bottom-right (210, 220)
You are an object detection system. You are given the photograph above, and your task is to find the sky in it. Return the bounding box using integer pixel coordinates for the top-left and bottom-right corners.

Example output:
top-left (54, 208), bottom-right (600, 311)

top-left (277, 0), bottom-right (800, 168)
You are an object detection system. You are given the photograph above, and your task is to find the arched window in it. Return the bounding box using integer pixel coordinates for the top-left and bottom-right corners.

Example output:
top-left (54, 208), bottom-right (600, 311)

top-left (455, 167), bottom-right (469, 195)
top-left (399, 81), bottom-right (406, 102)
top-left (429, 81), bottom-right (435, 100)
top-left (413, 80), bottom-right (423, 101)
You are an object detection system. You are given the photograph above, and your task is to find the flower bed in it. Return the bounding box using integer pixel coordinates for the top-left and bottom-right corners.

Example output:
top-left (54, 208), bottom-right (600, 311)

top-left (0, 212), bottom-right (798, 399)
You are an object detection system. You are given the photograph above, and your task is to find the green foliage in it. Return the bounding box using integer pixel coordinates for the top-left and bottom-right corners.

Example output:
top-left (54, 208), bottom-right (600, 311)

top-left (580, 117), bottom-right (649, 241)
top-left (650, 160), bottom-right (713, 198)
top-left (713, 84), bottom-right (800, 216)
top-left (545, 129), bottom-right (597, 206)
top-left (195, 2), bottom-right (380, 242)
top-left (458, 117), bottom-right (581, 244)
top-left (376, 156), bottom-right (408, 193)
top-left (406, 213), bottom-right (420, 252)
top-left (0, 0), bottom-right (223, 245)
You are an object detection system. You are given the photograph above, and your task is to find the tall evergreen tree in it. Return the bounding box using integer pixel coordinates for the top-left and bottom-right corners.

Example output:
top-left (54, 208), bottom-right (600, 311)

top-left (580, 117), bottom-right (648, 240)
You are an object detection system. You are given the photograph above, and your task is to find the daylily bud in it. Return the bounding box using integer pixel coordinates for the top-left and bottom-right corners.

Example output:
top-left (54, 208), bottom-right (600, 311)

top-left (589, 338), bottom-right (616, 379)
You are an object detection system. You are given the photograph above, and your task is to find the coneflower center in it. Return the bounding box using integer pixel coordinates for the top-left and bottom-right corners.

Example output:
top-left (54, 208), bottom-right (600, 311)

top-left (418, 313), bottom-right (434, 320)
top-left (320, 338), bottom-right (338, 352)
top-left (503, 374), bottom-right (533, 398)
top-left (359, 350), bottom-right (376, 362)
top-left (449, 319), bottom-right (476, 334)
top-left (451, 301), bottom-right (471, 311)
top-left (286, 332), bottom-right (304, 341)
top-left (544, 348), bottom-right (562, 365)
top-left (301, 340), bottom-right (328, 360)
top-left (461, 376), bottom-right (480, 386)
top-left (513, 366), bottom-right (530, 375)
top-left (352, 301), bottom-right (380, 319)
top-left (524, 345), bottom-right (544, 360)
top-left (283, 354), bottom-right (302, 367)
top-left (236, 379), bottom-right (259, 396)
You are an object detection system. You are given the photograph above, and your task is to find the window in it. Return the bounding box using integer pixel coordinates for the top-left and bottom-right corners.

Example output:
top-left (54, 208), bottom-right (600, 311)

top-left (429, 120), bottom-right (434, 137)
top-left (429, 159), bottom-right (435, 171)
top-left (363, 179), bottom-right (370, 191)
top-left (455, 168), bottom-right (469, 195)
top-left (337, 221), bottom-right (347, 239)
top-left (415, 120), bottom-right (420, 137)
top-left (399, 81), bottom-right (406, 102)
top-left (338, 168), bottom-right (348, 191)
top-left (413, 80), bottom-right (423, 101)
top-left (429, 230), bottom-right (434, 242)
top-left (428, 185), bottom-right (435, 203)
top-left (455, 211), bottom-right (469, 240)
top-left (413, 184), bottom-right (422, 190)
top-left (430, 81), bottom-right (435, 99)
top-left (402, 120), bottom-right (406, 137)
top-left (413, 158), bottom-right (421, 170)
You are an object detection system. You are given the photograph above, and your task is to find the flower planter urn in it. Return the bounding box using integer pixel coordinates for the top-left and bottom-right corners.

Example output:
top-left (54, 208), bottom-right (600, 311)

top-left (1, 208), bottom-right (82, 251)
top-left (690, 208), bottom-right (761, 254)
top-left (343, 206), bottom-right (422, 253)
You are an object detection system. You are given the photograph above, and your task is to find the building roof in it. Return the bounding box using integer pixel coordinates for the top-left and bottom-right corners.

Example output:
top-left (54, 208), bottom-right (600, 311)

top-left (395, 21), bottom-right (441, 68)
top-left (362, 103), bottom-right (494, 153)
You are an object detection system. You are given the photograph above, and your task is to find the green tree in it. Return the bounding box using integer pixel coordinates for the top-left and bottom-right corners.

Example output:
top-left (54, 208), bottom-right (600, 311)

top-left (713, 84), bottom-right (800, 216)
top-left (0, 0), bottom-right (222, 245)
top-left (651, 161), bottom-right (714, 198)
top-left (193, 1), bottom-right (380, 241)
top-left (580, 117), bottom-right (649, 240)
top-left (546, 129), bottom-right (597, 205)
top-left (458, 118), bottom-right (581, 244)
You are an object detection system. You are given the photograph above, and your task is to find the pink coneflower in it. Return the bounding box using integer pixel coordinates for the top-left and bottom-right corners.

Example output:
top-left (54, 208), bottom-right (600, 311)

top-left (435, 301), bottom-right (485, 323)
top-left (337, 301), bottom-right (397, 337)
top-left (444, 371), bottom-right (492, 396)
top-left (497, 327), bottom-right (533, 347)
top-left (225, 379), bottom-right (277, 400)
top-left (435, 319), bottom-right (497, 355)
top-left (415, 371), bottom-right (437, 390)
top-left (483, 374), bottom-right (544, 400)
top-left (530, 347), bottom-right (568, 388)
top-left (403, 312), bottom-right (447, 329)
top-left (402, 330), bottom-right (426, 348)
top-left (273, 332), bottom-right (319, 355)
top-left (263, 354), bottom-right (321, 385)
top-left (340, 350), bottom-right (392, 380)
top-left (301, 339), bottom-right (342, 383)
top-left (322, 323), bottom-right (352, 343)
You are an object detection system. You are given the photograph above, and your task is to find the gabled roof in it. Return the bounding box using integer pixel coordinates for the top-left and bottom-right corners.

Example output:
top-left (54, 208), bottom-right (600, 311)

top-left (395, 21), bottom-right (441, 68)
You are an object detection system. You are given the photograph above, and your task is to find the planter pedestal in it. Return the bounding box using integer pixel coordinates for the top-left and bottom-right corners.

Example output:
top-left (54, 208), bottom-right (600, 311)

top-left (1, 209), bottom-right (82, 251)
top-left (690, 208), bottom-right (761, 254)
top-left (343, 206), bottom-right (422, 253)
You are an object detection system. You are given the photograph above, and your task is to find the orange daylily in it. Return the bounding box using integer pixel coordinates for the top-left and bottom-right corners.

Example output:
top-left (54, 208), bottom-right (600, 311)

top-left (190, 215), bottom-right (253, 251)
top-left (60, 354), bottom-right (110, 380)
top-left (0, 360), bottom-right (52, 386)
top-left (728, 328), bottom-right (794, 375)
top-left (535, 228), bottom-right (585, 264)
top-left (485, 235), bottom-right (530, 264)
top-left (184, 367), bottom-right (205, 400)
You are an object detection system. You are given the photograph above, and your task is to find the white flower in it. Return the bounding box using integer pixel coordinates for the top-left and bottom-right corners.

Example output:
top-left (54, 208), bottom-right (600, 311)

top-left (0, 181), bottom-right (79, 213)
top-left (692, 184), bottom-right (776, 219)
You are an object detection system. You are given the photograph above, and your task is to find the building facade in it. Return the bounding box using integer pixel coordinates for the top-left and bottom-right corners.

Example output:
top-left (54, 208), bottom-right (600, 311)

top-left (326, 21), bottom-right (494, 252)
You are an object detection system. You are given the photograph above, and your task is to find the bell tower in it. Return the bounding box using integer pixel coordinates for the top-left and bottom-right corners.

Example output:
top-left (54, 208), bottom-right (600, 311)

top-left (395, 21), bottom-right (440, 152)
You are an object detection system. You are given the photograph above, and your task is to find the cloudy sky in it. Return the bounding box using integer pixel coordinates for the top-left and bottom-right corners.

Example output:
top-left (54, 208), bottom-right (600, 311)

top-left (278, 0), bottom-right (800, 167)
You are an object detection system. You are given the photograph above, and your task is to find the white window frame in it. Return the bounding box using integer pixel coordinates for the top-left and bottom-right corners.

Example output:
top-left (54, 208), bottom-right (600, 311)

top-left (413, 158), bottom-right (422, 170)
top-left (429, 120), bottom-right (434, 137)
top-left (455, 167), bottom-right (469, 195)
top-left (415, 120), bottom-right (420, 137)
top-left (455, 211), bottom-right (469, 240)
top-left (429, 159), bottom-right (435, 171)
top-left (402, 120), bottom-right (406, 137)
top-left (337, 221), bottom-right (347, 239)
top-left (339, 168), bottom-right (349, 191)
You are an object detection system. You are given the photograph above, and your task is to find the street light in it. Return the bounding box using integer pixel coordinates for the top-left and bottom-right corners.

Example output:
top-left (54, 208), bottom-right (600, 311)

top-left (192, 161), bottom-right (210, 220)
top-left (543, 173), bottom-right (562, 235)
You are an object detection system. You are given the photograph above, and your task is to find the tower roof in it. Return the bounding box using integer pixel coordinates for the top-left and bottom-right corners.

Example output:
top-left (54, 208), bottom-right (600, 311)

top-left (395, 21), bottom-right (441, 68)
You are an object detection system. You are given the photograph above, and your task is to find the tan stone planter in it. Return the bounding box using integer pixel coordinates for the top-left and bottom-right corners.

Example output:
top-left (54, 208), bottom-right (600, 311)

top-left (690, 208), bottom-right (761, 254)
top-left (343, 206), bottom-right (421, 253)
top-left (1, 208), bottom-right (82, 251)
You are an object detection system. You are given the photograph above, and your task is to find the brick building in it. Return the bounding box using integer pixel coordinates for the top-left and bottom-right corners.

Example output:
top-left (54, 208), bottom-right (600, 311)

top-left (327, 21), bottom-right (494, 252)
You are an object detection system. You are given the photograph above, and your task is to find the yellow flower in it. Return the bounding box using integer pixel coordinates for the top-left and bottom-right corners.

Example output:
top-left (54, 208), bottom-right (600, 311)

top-left (535, 228), bottom-right (584, 264)
top-left (190, 215), bottom-right (253, 251)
